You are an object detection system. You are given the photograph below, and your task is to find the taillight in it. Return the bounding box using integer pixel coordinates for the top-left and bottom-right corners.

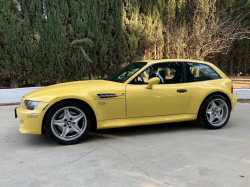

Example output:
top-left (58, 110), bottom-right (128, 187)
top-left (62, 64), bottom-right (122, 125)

top-left (231, 85), bottom-right (233, 94)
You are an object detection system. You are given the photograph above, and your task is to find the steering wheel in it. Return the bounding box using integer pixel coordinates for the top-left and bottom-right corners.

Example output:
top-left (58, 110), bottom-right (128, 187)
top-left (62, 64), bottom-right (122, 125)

top-left (139, 75), bottom-right (146, 83)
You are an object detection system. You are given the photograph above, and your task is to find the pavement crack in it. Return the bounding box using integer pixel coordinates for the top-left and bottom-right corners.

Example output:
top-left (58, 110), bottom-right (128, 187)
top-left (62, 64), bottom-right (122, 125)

top-left (108, 145), bottom-right (170, 186)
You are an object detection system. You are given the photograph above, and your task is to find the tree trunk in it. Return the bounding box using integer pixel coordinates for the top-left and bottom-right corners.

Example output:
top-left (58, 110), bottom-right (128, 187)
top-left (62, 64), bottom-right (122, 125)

top-left (176, 46), bottom-right (180, 59)
top-left (229, 59), bottom-right (233, 75)
top-left (143, 49), bottom-right (146, 59)
top-left (89, 69), bottom-right (95, 80)
top-left (10, 75), bottom-right (19, 88)
top-left (243, 60), bottom-right (246, 75)
top-left (56, 77), bottom-right (62, 84)
top-left (116, 63), bottom-right (123, 72)
top-left (89, 72), bottom-right (94, 80)
top-left (35, 80), bottom-right (42, 87)
top-left (101, 73), bottom-right (108, 79)
top-left (154, 45), bottom-right (157, 59)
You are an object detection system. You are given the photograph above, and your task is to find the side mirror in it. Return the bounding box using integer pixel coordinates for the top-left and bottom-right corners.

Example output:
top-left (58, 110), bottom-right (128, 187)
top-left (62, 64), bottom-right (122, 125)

top-left (146, 77), bottom-right (160, 89)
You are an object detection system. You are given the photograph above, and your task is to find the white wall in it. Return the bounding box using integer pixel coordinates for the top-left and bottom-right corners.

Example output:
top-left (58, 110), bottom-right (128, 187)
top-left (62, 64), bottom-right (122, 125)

top-left (233, 89), bottom-right (250, 100)
top-left (0, 87), bottom-right (249, 104)
top-left (0, 87), bottom-right (42, 104)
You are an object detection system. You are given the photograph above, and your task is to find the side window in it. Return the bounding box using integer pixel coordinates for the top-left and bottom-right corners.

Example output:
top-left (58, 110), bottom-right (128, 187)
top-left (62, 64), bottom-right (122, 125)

top-left (151, 62), bottom-right (185, 84)
top-left (187, 63), bottom-right (221, 82)
top-left (130, 67), bottom-right (150, 84)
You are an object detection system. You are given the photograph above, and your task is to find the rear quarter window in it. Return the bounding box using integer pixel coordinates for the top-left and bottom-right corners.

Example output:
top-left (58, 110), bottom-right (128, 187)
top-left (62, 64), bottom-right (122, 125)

top-left (186, 63), bottom-right (221, 82)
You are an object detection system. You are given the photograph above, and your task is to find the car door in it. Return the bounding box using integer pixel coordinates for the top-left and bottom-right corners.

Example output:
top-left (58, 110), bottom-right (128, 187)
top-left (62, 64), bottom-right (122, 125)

top-left (126, 62), bottom-right (191, 118)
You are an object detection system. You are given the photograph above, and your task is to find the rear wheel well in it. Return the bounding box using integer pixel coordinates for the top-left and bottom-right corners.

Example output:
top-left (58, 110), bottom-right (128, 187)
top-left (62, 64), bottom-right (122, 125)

top-left (42, 99), bottom-right (97, 134)
top-left (198, 92), bottom-right (231, 116)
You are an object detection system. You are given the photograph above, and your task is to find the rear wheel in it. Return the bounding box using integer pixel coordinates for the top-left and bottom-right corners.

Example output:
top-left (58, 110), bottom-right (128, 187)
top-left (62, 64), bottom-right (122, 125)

top-left (45, 101), bottom-right (92, 145)
top-left (197, 95), bottom-right (231, 129)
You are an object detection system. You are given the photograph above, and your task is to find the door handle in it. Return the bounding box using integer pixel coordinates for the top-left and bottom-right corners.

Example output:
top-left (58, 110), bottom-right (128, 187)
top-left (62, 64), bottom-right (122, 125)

top-left (177, 89), bottom-right (187, 93)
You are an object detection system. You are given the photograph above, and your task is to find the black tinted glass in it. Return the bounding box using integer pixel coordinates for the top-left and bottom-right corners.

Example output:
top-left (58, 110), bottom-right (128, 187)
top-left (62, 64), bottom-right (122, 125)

top-left (106, 62), bottom-right (147, 83)
top-left (186, 63), bottom-right (221, 82)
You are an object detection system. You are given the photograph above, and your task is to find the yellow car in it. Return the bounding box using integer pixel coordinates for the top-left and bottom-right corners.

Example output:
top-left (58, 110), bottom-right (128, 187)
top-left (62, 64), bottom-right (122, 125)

top-left (16, 59), bottom-right (237, 145)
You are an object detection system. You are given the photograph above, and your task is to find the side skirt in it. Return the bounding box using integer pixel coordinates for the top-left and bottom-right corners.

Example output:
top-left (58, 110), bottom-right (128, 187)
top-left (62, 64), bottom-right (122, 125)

top-left (97, 114), bottom-right (197, 130)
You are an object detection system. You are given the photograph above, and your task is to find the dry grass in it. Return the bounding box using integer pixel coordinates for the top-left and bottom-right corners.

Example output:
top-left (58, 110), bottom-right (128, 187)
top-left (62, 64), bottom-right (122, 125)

top-left (228, 76), bottom-right (250, 89)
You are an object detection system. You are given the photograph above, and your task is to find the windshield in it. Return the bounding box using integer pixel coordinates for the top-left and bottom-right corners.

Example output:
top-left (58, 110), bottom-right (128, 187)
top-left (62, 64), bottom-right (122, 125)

top-left (106, 62), bottom-right (147, 83)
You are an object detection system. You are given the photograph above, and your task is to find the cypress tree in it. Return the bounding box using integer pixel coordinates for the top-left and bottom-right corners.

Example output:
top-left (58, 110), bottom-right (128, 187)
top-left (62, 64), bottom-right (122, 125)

top-left (0, 0), bottom-right (25, 88)
top-left (66, 0), bottom-right (91, 80)
top-left (96, 0), bottom-right (125, 77)
top-left (121, 0), bottom-right (164, 63)
top-left (121, 0), bottom-right (142, 62)
top-left (45, 0), bottom-right (68, 83)
top-left (67, 0), bottom-right (99, 80)
top-left (140, 0), bottom-right (164, 60)
top-left (1, 0), bottom-right (250, 86)
top-left (247, 0), bottom-right (250, 6)
top-left (21, 0), bottom-right (48, 86)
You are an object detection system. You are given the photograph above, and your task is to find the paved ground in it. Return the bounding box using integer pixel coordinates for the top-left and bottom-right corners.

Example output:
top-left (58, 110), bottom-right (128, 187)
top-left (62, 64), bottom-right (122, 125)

top-left (0, 104), bottom-right (250, 187)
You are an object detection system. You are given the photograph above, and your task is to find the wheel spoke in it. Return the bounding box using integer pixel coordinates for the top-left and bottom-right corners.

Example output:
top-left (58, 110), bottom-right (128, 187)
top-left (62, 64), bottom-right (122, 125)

top-left (71, 124), bottom-right (81, 133)
top-left (209, 113), bottom-right (215, 122)
top-left (211, 101), bottom-right (217, 110)
top-left (72, 113), bottom-right (84, 124)
top-left (208, 103), bottom-right (213, 110)
top-left (207, 109), bottom-right (213, 114)
top-left (215, 108), bottom-right (223, 120)
top-left (53, 119), bottom-right (65, 127)
top-left (215, 113), bottom-right (222, 120)
top-left (215, 107), bottom-right (222, 112)
top-left (64, 108), bottom-right (72, 120)
top-left (61, 127), bottom-right (69, 138)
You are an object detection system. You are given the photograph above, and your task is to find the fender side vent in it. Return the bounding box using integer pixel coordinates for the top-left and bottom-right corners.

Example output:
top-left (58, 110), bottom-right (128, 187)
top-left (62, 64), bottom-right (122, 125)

top-left (97, 94), bottom-right (117, 98)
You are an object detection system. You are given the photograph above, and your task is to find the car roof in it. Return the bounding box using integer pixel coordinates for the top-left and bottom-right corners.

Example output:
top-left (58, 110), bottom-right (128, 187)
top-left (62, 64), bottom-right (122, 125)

top-left (138, 59), bottom-right (213, 66)
top-left (131, 59), bottom-right (227, 80)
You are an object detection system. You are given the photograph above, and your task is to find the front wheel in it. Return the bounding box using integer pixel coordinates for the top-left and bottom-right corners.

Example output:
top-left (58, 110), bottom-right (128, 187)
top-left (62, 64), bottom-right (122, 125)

top-left (45, 102), bottom-right (92, 145)
top-left (197, 95), bottom-right (231, 129)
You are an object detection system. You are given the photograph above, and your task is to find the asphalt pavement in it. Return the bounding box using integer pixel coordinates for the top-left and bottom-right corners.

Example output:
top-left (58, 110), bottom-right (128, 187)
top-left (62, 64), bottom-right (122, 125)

top-left (0, 104), bottom-right (250, 187)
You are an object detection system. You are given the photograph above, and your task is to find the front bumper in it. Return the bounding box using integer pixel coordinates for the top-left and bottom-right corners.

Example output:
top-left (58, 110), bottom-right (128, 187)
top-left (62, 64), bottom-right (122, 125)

top-left (16, 102), bottom-right (48, 134)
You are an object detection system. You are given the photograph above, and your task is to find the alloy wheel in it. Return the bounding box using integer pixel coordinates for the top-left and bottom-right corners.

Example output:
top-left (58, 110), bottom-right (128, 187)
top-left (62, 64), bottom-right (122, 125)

top-left (51, 106), bottom-right (87, 141)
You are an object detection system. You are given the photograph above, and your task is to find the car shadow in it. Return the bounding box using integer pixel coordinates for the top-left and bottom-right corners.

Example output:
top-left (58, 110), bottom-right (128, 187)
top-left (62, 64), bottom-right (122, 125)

top-left (86, 120), bottom-right (201, 142)
top-left (25, 121), bottom-right (202, 146)
top-left (24, 134), bottom-right (58, 147)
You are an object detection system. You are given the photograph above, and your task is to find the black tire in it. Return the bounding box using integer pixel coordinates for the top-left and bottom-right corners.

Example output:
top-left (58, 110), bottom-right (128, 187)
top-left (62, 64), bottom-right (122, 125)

top-left (45, 101), bottom-right (92, 145)
top-left (197, 95), bottom-right (231, 129)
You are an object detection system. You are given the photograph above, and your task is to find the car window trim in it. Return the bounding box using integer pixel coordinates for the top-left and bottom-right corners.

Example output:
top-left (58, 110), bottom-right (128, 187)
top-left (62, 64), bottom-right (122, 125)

top-left (128, 62), bottom-right (188, 85)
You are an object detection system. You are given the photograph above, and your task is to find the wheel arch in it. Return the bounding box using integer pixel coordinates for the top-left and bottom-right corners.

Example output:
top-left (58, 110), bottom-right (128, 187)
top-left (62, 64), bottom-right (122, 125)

top-left (198, 91), bottom-right (232, 116)
top-left (42, 98), bottom-right (97, 134)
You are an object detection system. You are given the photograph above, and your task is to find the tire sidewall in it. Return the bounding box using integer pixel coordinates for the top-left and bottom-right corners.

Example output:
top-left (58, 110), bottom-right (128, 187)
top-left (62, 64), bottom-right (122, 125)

top-left (199, 95), bottom-right (231, 129)
top-left (45, 101), bottom-right (92, 145)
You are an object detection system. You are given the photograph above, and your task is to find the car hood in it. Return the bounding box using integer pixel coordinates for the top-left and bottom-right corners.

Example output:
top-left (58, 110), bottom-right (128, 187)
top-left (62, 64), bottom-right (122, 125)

top-left (23, 80), bottom-right (124, 103)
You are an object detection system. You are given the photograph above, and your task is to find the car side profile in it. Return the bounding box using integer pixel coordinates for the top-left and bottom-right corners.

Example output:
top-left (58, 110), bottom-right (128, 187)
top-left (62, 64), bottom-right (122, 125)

top-left (16, 59), bottom-right (237, 145)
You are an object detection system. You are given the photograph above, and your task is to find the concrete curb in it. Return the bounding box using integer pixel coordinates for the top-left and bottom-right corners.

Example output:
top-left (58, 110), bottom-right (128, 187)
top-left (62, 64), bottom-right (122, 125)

top-left (0, 87), bottom-right (249, 104)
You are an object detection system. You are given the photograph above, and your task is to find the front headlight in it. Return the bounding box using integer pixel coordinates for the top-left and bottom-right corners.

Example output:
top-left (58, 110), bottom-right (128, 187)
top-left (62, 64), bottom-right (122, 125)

top-left (22, 100), bottom-right (40, 110)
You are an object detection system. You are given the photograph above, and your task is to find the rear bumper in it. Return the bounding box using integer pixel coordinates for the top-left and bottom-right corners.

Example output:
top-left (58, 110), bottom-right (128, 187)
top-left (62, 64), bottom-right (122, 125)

top-left (16, 102), bottom-right (48, 135)
top-left (230, 93), bottom-right (237, 111)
